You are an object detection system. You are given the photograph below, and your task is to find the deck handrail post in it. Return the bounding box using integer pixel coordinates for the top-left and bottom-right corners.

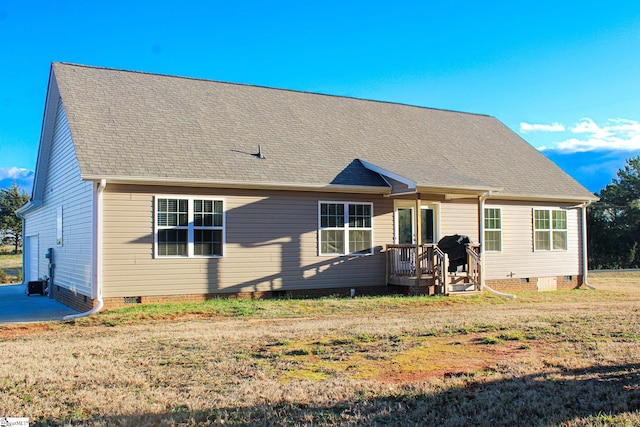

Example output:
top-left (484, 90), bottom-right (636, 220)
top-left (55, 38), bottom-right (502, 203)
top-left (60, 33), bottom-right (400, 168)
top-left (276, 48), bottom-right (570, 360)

top-left (432, 246), bottom-right (437, 291)
top-left (415, 244), bottom-right (421, 284)
top-left (443, 254), bottom-right (449, 295)
top-left (467, 244), bottom-right (472, 284)
top-left (385, 244), bottom-right (390, 285)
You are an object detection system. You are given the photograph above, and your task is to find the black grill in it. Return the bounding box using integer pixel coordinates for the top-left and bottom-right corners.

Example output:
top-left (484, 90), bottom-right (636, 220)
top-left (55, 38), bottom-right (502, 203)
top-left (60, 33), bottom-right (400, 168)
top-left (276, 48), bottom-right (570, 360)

top-left (437, 235), bottom-right (472, 273)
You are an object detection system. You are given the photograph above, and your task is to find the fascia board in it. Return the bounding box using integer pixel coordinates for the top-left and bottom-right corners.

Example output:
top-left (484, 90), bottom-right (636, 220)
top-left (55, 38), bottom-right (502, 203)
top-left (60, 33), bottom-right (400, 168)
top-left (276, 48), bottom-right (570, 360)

top-left (358, 160), bottom-right (416, 190)
top-left (80, 175), bottom-right (392, 195)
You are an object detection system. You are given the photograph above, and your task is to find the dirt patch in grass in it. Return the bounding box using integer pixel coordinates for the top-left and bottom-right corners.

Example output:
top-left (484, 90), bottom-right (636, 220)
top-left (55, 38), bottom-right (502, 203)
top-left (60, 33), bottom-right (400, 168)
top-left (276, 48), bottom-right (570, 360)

top-left (252, 329), bottom-right (557, 386)
top-left (0, 272), bottom-right (639, 425)
top-left (379, 335), bottom-right (524, 382)
top-left (0, 322), bottom-right (54, 339)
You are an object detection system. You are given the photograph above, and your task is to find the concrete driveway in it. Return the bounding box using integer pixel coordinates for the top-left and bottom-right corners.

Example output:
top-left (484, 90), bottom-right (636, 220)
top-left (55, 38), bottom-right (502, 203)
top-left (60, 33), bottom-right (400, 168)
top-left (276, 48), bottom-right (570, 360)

top-left (0, 284), bottom-right (79, 323)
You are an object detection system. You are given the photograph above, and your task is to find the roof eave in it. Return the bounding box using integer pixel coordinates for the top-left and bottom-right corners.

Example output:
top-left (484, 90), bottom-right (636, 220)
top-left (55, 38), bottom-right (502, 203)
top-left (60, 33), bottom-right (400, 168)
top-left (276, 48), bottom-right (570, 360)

top-left (487, 192), bottom-right (599, 203)
top-left (416, 184), bottom-right (502, 196)
top-left (359, 160), bottom-right (416, 190)
top-left (30, 66), bottom-right (61, 204)
top-left (15, 200), bottom-right (43, 217)
top-left (81, 175), bottom-right (392, 195)
top-left (361, 160), bottom-right (502, 197)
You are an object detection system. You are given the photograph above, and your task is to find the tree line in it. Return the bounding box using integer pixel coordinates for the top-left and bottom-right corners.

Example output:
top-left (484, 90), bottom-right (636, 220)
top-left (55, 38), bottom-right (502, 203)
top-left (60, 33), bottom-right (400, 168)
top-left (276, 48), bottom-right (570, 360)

top-left (0, 183), bottom-right (29, 254)
top-left (588, 155), bottom-right (640, 269)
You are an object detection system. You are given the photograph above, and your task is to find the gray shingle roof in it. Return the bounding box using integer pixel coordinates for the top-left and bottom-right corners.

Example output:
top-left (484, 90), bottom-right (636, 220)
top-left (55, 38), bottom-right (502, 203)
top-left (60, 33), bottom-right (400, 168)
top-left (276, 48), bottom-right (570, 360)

top-left (52, 62), bottom-right (595, 200)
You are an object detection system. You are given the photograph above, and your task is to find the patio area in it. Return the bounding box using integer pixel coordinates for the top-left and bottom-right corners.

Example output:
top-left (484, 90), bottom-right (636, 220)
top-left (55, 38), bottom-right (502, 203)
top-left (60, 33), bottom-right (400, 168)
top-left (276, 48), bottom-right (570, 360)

top-left (0, 284), bottom-right (78, 323)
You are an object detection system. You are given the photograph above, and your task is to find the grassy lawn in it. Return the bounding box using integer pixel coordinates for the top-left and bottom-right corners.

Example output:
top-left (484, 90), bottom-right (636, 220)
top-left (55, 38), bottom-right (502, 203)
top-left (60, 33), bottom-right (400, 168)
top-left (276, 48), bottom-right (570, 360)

top-left (0, 272), bottom-right (639, 426)
top-left (0, 250), bottom-right (21, 284)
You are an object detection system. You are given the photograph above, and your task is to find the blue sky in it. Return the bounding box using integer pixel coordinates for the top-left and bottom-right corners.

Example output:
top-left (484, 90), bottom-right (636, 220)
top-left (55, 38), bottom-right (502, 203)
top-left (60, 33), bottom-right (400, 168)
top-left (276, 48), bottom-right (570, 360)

top-left (1, 1), bottom-right (639, 194)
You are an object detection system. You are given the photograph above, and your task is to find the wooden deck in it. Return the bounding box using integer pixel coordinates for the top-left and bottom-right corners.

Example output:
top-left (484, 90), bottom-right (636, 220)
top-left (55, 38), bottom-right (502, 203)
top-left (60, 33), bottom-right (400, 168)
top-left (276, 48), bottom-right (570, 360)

top-left (386, 243), bottom-right (481, 295)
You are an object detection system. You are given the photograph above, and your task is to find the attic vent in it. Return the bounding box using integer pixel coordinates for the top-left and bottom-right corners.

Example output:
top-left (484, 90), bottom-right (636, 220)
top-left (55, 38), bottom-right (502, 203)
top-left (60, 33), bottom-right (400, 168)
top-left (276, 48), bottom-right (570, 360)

top-left (124, 296), bottom-right (142, 304)
top-left (254, 144), bottom-right (266, 159)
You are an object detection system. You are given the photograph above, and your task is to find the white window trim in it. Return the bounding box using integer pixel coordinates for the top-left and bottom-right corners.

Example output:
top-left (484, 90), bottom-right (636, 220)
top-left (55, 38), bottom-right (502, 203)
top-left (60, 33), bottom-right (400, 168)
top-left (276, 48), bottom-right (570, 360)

top-left (56, 206), bottom-right (63, 247)
top-left (394, 206), bottom-right (415, 244)
top-left (154, 196), bottom-right (226, 258)
top-left (533, 208), bottom-right (568, 252)
top-left (484, 207), bottom-right (502, 252)
top-left (421, 205), bottom-right (439, 244)
top-left (392, 200), bottom-right (440, 244)
top-left (318, 201), bottom-right (374, 256)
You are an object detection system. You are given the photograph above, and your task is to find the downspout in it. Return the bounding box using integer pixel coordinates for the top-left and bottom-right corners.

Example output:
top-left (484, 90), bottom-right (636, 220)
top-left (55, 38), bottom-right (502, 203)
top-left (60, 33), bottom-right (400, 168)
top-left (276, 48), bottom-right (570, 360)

top-left (15, 205), bottom-right (27, 286)
top-left (581, 201), bottom-right (596, 290)
top-left (478, 191), bottom-right (516, 299)
top-left (64, 179), bottom-right (106, 320)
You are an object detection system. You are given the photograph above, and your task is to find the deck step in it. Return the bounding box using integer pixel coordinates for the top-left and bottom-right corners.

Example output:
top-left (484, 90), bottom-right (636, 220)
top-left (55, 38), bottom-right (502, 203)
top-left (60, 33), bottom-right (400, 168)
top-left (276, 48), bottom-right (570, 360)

top-left (447, 290), bottom-right (482, 296)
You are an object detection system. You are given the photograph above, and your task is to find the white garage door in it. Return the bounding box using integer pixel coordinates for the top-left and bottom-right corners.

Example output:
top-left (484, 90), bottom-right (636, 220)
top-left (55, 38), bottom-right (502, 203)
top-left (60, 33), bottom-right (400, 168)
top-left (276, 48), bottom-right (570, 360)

top-left (25, 236), bottom-right (39, 282)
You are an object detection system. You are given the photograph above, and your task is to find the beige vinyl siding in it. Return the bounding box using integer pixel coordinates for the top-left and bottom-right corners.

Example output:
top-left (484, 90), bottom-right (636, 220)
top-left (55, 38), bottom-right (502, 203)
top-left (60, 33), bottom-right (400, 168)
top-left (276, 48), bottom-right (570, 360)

top-left (440, 200), bottom-right (479, 242)
top-left (483, 200), bottom-right (581, 280)
top-left (22, 100), bottom-right (95, 297)
top-left (101, 185), bottom-right (393, 297)
top-left (428, 198), bottom-right (581, 280)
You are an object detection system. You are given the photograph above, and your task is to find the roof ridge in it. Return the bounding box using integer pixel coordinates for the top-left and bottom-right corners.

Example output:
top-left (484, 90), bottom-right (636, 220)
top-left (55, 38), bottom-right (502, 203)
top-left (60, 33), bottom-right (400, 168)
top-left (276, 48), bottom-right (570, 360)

top-left (52, 61), bottom-right (493, 119)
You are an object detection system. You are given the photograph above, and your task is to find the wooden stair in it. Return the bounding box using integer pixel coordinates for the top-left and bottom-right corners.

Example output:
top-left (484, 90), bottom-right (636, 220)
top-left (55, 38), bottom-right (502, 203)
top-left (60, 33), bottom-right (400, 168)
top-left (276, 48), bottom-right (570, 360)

top-left (448, 290), bottom-right (482, 296)
top-left (446, 280), bottom-right (481, 295)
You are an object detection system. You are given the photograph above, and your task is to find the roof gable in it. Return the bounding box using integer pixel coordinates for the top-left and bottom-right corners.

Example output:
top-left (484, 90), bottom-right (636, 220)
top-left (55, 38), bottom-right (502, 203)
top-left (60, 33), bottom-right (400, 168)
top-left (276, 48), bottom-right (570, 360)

top-left (50, 62), bottom-right (596, 201)
top-left (30, 67), bottom-right (61, 204)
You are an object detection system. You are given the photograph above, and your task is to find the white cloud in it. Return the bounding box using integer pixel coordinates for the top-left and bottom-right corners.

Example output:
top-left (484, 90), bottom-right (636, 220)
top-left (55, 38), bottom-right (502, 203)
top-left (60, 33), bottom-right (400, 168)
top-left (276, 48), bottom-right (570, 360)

top-left (0, 167), bottom-right (34, 193)
top-left (520, 122), bottom-right (566, 133)
top-left (0, 167), bottom-right (33, 181)
top-left (553, 118), bottom-right (640, 153)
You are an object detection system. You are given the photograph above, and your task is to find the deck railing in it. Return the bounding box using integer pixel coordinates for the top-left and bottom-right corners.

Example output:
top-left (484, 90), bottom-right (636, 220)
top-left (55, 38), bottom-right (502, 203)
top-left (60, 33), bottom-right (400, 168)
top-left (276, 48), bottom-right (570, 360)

top-left (386, 244), bottom-right (435, 277)
top-left (434, 246), bottom-right (448, 293)
top-left (466, 244), bottom-right (481, 291)
top-left (386, 243), bottom-right (482, 294)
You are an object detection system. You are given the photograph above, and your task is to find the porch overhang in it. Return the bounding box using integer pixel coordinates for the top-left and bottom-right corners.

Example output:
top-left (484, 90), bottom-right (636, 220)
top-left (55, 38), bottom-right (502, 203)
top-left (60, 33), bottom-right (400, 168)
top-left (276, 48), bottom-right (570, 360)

top-left (359, 159), bottom-right (501, 199)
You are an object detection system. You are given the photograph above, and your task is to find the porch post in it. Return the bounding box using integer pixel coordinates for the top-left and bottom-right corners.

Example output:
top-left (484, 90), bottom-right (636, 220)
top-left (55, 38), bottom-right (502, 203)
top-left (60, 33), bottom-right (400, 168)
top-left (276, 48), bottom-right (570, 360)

top-left (478, 195), bottom-right (484, 251)
top-left (478, 192), bottom-right (490, 290)
top-left (415, 195), bottom-right (422, 284)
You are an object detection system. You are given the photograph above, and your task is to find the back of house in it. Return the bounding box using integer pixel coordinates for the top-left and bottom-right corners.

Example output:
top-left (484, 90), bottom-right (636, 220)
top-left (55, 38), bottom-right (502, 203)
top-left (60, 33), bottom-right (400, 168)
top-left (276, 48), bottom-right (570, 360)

top-left (18, 63), bottom-right (597, 311)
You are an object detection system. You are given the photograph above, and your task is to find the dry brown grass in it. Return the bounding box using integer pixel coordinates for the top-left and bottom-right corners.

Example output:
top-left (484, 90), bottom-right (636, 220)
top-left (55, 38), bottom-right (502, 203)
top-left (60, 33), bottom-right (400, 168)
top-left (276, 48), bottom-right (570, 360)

top-left (0, 250), bottom-right (22, 284)
top-left (0, 272), bottom-right (639, 426)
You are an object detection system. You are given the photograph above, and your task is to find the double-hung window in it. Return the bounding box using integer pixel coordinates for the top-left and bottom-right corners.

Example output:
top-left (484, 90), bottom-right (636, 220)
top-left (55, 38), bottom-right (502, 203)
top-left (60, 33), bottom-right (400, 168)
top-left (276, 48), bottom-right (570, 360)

top-left (533, 209), bottom-right (567, 251)
top-left (319, 202), bottom-right (373, 255)
top-left (155, 197), bottom-right (224, 257)
top-left (484, 208), bottom-right (501, 252)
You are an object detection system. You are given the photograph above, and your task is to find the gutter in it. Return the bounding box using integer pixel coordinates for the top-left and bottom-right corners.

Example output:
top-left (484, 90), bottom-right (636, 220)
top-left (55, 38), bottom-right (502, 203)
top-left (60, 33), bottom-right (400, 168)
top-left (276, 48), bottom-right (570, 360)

top-left (580, 201), bottom-right (596, 290)
top-left (15, 199), bottom-right (43, 217)
top-left (80, 174), bottom-right (392, 195)
top-left (488, 193), bottom-right (599, 204)
top-left (64, 179), bottom-right (107, 320)
top-left (478, 192), bottom-right (516, 299)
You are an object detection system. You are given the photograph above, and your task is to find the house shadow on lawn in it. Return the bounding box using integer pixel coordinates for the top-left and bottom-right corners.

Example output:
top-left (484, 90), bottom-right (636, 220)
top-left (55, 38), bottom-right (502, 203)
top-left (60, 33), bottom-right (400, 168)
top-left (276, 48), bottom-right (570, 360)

top-left (46, 363), bottom-right (640, 426)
